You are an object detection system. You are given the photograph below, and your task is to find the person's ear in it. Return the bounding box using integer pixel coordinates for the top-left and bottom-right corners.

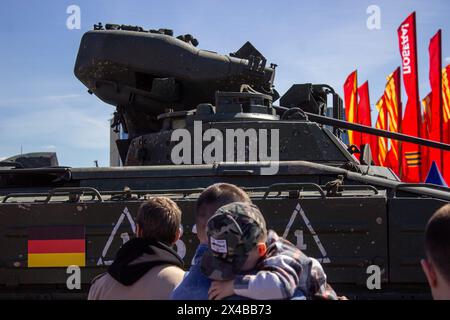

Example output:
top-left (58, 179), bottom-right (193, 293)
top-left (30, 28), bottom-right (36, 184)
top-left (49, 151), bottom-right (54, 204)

top-left (135, 225), bottom-right (142, 238)
top-left (257, 243), bottom-right (267, 257)
top-left (421, 259), bottom-right (438, 288)
top-left (173, 227), bottom-right (181, 243)
top-left (195, 223), bottom-right (208, 244)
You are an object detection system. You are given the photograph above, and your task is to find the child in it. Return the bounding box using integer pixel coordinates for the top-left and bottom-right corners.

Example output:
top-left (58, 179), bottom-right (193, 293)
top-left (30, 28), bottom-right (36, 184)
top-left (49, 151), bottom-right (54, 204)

top-left (201, 202), bottom-right (338, 300)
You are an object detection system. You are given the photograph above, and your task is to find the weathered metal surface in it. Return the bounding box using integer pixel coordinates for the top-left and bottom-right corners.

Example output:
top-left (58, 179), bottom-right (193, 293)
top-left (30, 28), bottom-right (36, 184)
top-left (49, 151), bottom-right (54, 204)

top-left (0, 187), bottom-right (389, 295)
top-left (388, 197), bottom-right (448, 283)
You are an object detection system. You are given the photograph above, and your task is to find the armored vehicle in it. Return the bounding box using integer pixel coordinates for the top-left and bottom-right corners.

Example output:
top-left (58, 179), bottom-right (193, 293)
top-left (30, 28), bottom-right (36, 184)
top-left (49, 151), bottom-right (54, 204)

top-left (0, 24), bottom-right (449, 299)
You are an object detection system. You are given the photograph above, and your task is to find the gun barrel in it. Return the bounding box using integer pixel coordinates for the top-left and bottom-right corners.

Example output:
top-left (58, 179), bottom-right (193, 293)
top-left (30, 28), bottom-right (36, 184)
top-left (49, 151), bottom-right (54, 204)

top-left (305, 111), bottom-right (450, 151)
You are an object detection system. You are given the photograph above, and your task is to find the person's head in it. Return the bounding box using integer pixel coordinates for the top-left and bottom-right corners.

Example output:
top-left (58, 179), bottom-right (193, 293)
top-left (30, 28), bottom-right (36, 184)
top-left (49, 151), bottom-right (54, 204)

top-left (201, 202), bottom-right (268, 281)
top-left (421, 204), bottom-right (450, 300)
top-left (195, 183), bottom-right (251, 244)
top-left (135, 197), bottom-right (182, 246)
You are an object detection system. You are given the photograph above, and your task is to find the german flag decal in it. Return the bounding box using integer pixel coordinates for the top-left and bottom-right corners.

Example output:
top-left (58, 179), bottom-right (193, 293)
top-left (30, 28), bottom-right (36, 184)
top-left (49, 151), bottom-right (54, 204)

top-left (28, 226), bottom-right (85, 268)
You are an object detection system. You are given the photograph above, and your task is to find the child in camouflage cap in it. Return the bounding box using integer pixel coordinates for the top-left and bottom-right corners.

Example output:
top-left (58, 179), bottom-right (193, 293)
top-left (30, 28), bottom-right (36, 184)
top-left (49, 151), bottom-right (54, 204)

top-left (201, 202), bottom-right (338, 300)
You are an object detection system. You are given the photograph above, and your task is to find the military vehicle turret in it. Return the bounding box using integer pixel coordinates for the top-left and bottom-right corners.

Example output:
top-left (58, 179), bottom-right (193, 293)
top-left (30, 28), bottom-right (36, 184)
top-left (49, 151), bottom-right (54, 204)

top-left (0, 23), bottom-right (449, 299)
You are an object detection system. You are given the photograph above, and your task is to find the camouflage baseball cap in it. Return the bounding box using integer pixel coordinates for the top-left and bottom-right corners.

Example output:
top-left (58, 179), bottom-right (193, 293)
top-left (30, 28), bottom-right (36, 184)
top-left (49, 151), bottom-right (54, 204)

top-left (201, 202), bottom-right (267, 281)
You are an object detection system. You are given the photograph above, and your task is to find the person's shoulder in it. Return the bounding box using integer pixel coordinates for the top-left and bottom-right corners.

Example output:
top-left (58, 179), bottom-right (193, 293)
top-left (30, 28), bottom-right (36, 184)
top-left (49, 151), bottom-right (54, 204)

top-left (171, 265), bottom-right (211, 300)
top-left (87, 272), bottom-right (109, 300)
top-left (90, 272), bottom-right (108, 285)
top-left (153, 264), bottom-right (185, 282)
top-left (161, 264), bottom-right (185, 275)
top-left (265, 230), bottom-right (303, 257)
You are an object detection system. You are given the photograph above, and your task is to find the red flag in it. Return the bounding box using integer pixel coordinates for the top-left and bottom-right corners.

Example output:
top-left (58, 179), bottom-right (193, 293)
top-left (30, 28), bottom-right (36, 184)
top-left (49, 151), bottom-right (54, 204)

top-left (370, 133), bottom-right (380, 165)
top-left (444, 65), bottom-right (450, 124)
top-left (374, 96), bottom-right (388, 166)
top-left (397, 12), bottom-right (421, 182)
top-left (421, 93), bottom-right (432, 180)
top-left (384, 68), bottom-right (402, 176)
top-left (428, 30), bottom-right (443, 171)
top-left (357, 81), bottom-right (373, 148)
top-left (344, 71), bottom-right (360, 147)
top-left (442, 65), bottom-right (450, 183)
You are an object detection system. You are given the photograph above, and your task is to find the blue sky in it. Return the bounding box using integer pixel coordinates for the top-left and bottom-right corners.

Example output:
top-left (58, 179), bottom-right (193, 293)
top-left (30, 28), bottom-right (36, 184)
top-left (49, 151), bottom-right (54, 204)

top-left (0, 0), bottom-right (449, 167)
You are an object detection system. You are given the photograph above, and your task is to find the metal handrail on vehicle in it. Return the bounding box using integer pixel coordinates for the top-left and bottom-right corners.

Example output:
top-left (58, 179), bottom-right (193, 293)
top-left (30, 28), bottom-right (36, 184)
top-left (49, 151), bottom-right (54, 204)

top-left (262, 183), bottom-right (327, 200)
top-left (340, 185), bottom-right (379, 195)
top-left (43, 187), bottom-right (103, 203)
top-left (2, 192), bottom-right (49, 203)
top-left (2, 187), bottom-right (103, 203)
top-left (1, 183), bottom-right (381, 204)
top-left (107, 187), bottom-right (207, 199)
top-left (393, 183), bottom-right (450, 197)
